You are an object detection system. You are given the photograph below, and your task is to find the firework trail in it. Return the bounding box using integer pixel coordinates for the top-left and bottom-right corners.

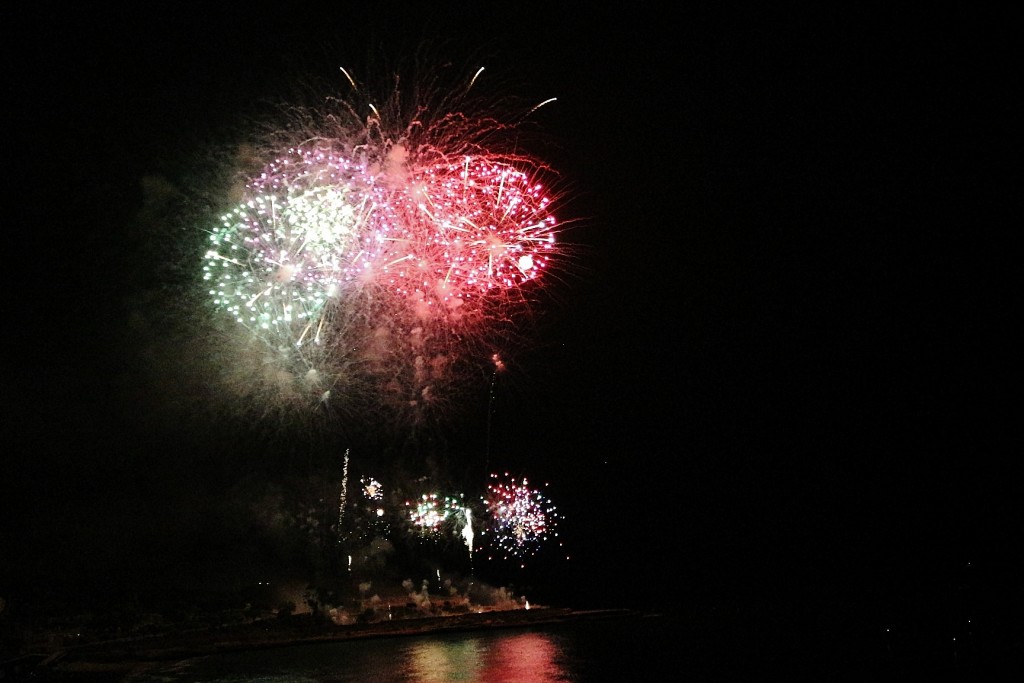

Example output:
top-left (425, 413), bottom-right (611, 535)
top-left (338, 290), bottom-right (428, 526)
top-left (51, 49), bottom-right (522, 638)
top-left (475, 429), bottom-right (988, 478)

top-left (460, 505), bottom-right (475, 558)
top-left (338, 448), bottom-right (350, 538)
top-left (484, 353), bottom-right (506, 472)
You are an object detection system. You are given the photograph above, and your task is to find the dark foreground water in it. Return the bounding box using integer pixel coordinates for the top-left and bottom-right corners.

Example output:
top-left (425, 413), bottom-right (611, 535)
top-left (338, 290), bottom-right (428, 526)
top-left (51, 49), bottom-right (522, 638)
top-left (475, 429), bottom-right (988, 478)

top-left (121, 614), bottom-right (674, 682)
top-left (46, 608), bottom-right (1015, 681)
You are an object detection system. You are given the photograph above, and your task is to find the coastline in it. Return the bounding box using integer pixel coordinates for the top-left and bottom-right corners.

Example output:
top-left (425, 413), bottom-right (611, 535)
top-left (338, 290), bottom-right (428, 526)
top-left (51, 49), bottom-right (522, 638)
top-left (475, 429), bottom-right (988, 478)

top-left (24, 606), bottom-right (651, 679)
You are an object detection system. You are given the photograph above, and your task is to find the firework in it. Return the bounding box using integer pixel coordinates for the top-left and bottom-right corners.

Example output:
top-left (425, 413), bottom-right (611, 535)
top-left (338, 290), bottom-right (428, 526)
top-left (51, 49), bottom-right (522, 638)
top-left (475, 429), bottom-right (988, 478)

top-left (200, 61), bottom-right (570, 430)
top-left (460, 505), bottom-right (475, 557)
top-left (338, 448), bottom-right (350, 534)
top-left (361, 476), bottom-right (384, 501)
top-left (378, 156), bottom-right (558, 319)
top-left (354, 475), bottom-right (390, 540)
top-left (405, 493), bottom-right (469, 538)
top-left (482, 472), bottom-right (560, 560)
top-left (203, 149), bottom-right (372, 344)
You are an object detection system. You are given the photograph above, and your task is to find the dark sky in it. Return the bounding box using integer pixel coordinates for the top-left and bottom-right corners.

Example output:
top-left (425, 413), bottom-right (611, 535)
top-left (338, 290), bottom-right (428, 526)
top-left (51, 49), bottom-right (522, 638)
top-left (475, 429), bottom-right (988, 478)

top-left (2, 4), bottom-right (1017, 624)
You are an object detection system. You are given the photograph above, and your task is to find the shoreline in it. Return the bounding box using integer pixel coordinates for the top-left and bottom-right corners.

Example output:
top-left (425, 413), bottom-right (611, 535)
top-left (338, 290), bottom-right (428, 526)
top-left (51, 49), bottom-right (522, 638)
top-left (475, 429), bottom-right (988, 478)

top-left (26, 606), bottom-right (651, 678)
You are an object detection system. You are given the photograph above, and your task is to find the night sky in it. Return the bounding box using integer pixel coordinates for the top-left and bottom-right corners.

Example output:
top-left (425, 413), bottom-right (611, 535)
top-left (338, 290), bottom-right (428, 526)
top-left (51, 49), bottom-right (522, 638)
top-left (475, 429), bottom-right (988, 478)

top-left (2, 3), bottom-right (1017, 647)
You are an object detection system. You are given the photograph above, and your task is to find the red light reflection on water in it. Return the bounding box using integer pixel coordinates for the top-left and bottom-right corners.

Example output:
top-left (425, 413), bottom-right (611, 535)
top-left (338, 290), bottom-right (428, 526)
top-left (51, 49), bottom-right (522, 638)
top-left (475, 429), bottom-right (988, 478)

top-left (405, 631), bottom-right (566, 682)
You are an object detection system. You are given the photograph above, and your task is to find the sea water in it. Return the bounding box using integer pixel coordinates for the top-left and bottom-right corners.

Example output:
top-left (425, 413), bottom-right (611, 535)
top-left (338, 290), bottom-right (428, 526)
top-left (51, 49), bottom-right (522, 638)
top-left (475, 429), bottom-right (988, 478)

top-left (117, 608), bottom-right (989, 682)
top-left (123, 613), bottom-right (677, 682)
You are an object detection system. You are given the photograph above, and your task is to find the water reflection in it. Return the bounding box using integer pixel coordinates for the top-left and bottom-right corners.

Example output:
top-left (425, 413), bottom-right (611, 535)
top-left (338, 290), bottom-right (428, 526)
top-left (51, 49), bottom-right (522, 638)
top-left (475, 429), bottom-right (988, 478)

top-left (123, 618), bottom-right (676, 683)
top-left (403, 631), bottom-right (567, 683)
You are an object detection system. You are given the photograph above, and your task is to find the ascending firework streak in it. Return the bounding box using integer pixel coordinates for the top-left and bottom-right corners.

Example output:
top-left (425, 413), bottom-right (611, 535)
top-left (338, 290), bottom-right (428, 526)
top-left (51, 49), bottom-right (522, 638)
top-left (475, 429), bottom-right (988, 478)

top-left (460, 505), bottom-right (474, 559)
top-left (337, 448), bottom-right (350, 541)
top-left (484, 353), bottom-right (506, 472)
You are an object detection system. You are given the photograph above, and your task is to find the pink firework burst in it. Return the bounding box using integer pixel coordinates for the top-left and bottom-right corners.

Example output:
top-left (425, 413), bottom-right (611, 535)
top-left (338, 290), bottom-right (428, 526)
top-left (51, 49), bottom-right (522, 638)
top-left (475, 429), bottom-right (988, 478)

top-left (482, 472), bottom-right (560, 560)
top-left (385, 157), bottom-right (557, 318)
